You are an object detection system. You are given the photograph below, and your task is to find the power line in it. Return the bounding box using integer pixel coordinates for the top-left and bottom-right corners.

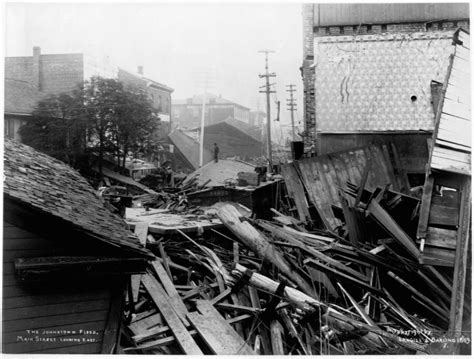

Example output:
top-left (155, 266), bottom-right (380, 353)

top-left (258, 50), bottom-right (276, 173)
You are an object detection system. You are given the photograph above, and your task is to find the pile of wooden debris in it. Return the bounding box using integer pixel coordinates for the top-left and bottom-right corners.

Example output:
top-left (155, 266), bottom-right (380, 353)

top-left (119, 196), bottom-right (465, 355)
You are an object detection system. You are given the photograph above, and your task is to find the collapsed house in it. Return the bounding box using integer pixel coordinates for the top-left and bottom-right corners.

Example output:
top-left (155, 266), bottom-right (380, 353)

top-left (3, 138), bottom-right (153, 354)
top-left (301, 3), bottom-right (469, 181)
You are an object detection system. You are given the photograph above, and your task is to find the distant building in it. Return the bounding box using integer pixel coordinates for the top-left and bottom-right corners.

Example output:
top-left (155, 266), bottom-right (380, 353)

top-left (168, 118), bottom-right (263, 171)
top-left (4, 47), bottom-right (173, 141)
top-left (118, 67), bottom-right (174, 136)
top-left (4, 79), bottom-right (42, 141)
top-left (172, 94), bottom-right (251, 129)
top-left (301, 3), bottom-right (469, 180)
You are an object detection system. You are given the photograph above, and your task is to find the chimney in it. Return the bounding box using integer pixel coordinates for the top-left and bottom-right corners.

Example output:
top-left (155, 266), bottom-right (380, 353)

top-left (32, 46), bottom-right (41, 90)
top-left (137, 66), bottom-right (144, 76)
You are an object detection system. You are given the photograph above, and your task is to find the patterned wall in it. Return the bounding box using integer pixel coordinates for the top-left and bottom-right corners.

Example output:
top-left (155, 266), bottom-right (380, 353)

top-left (314, 31), bottom-right (455, 132)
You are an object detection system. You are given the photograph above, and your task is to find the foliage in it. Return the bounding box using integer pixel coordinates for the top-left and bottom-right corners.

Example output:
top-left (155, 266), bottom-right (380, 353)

top-left (20, 76), bottom-right (159, 177)
top-left (19, 92), bottom-right (87, 167)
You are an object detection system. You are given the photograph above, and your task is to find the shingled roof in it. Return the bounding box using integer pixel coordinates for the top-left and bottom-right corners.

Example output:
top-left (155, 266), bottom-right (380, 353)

top-left (4, 138), bottom-right (153, 258)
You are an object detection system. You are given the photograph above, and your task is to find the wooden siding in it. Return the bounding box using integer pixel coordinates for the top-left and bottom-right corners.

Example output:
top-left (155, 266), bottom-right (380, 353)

top-left (2, 221), bottom-right (114, 354)
top-left (317, 133), bottom-right (431, 175)
top-left (313, 3), bottom-right (469, 27)
top-left (430, 29), bottom-right (471, 175)
top-left (284, 144), bottom-right (407, 230)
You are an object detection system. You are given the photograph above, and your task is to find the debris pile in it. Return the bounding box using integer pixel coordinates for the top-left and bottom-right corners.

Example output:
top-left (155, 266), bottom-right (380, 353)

top-left (120, 194), bottom-right (461, 355)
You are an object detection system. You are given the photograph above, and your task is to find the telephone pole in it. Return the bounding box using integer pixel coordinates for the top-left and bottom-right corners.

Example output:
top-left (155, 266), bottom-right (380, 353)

top-left (286, 84), bottom-right (297, 141)
top-left (258, 50), bottom-right (276, 173)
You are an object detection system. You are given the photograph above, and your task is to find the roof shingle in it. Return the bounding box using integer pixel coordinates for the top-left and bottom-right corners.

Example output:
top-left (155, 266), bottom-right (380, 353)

top-left (4, 138), bottom-right (153, 258)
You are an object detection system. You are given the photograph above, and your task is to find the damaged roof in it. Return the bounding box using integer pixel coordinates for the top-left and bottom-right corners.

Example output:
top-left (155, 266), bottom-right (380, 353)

top-left (3, 138), bottom-right (153, 258)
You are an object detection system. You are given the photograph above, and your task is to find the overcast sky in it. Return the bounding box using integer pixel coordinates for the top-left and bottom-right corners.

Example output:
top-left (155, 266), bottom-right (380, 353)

top-left (5, 2), bottom-right (304, 139)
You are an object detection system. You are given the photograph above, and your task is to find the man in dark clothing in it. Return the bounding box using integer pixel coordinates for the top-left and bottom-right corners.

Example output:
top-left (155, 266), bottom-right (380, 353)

top-left (213, 143), bottom-right (219, 163)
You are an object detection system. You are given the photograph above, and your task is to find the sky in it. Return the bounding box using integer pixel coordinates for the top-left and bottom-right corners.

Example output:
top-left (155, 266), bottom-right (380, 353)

top-left (5, 2), bottom-right (305, 141)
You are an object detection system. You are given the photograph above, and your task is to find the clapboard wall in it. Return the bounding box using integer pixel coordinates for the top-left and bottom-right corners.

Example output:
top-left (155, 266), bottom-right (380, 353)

top-left (2, 220), bottom-right (117, 354)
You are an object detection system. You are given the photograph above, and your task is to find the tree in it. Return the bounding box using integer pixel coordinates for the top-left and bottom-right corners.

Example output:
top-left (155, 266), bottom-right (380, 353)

top-left (81, 76), bottom-right (156, 177)
top-left (21, 76), bottom-right (158, 181)
top-left (19, 91), bottom-right (87, 167)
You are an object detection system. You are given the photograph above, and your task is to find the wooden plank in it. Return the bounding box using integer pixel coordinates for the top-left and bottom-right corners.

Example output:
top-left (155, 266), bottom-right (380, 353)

top-left (247, 287), bottom-right (272, 355)
top-left (141, 274), bottom-right (202, 355)
top-left (367, 200), bottom-right (420, 259)
top-left (101, 283), bottom-right (126, 354)
top-left (304, 259), bottom-right (380, 295)
top-left (428, 203), bottom-right (459, 227)
top-left (2, 298), bottom-right (110, 321)
top-left (281, 163), bottom-right (311, 223)
top-left (2, 289), bottom-right (110, 309)
top-left (132, 314), bottom-right (252, 345)
top-left (270, 320), bottom-right (285, 355)
top-left (432, 146), bottom-right (471, 165)
top-left (445, 84), bottom-right (470, 105)
top-left (130, 274), bottom-right (141, 303)
top-left (158, 243), bottom-right (172, 279)
top-left (448, 71), bottom-right (470, 92)
top-left (314, 158), bottom-right (339, 229)
top-left (457, 30), bottom-right (470, 48)
top-left (133, 222), bottom-right (148, 246)
top-left (126, 329), bottom-right (199, 352)
top-left (431, 154), bottom-right (471, 176)
top-left (128, 313), bottom-right (163, 336)
top-left (188, 310), bottom-right (254, 355)
top-left (387, 271), bottom-right (449, 317)
top-left (450, 67), bottom-right (470, 84)
top-left (437, 130), bottom-right (471, 149)
top-left (436, 138), bottom-right (471, 152)
top-left (150, 260), bottom-right (189, 326)
top-left (420, 246), bottom-right (456, 266)
top-left (297, 159), bottom-right (334, 229)
top-left (423, 227), bottom-right (458, 249)
top-left (439, 111), bottom-right (471, 131)
top-left (448, 177), bottom-right (471, 353)
top-left (455, 45), bottom-right (470, 62)
top-left (437, 122), bottom-right (471, 146)
top-left (442, 99), bottom-right (471, 121)
top-left (194, 300), bottom-right (254, 354)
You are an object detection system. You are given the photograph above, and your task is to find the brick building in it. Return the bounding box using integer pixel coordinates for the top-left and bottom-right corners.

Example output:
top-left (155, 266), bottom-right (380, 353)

top-left (5, 47), bottom-right (173, 141)
top-left (172, 94), bottom-right (251, 130)
top-left (5, 47), bottom-right (84, 95)
top-left (301, 3), bottom-right (469, 180)
top-left (118, 67), bottom-right (174, 140)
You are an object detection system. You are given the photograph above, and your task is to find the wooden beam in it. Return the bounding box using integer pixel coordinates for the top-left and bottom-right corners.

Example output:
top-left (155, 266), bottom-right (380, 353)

top-left (101, 282), bottom-right (126, 354)
top-left (448, 177), bottom-right (471, 354)
top-left (270, 320), bottom-right (285, 355)
top-left (150, 260), bottom-right (189, 326)
top-left (217, 204), bottom-right (316, 297)
top-left (367, 200), bottom-right (420, 260)
top-left (141, 274), bottom-right (202, 354)
top-left (190, 300), bottom-right (255, 355)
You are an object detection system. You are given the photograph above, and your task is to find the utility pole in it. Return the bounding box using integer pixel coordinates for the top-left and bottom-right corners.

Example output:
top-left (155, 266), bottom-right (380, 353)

top-left (258, 50), bottom-right (276, 173)
top-left (286, 84), bottom-right (297, 141)
top-left (194, 69), bottom-right (215, 167)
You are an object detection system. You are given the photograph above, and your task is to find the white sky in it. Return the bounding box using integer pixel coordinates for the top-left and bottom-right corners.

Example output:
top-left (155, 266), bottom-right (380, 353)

top-left (5, 2), bottom-right (304, 138)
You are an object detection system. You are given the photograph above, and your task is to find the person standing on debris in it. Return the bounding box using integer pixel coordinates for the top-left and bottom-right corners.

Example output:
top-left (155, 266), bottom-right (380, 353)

top-left (213, 143), bottom-right (219, 163)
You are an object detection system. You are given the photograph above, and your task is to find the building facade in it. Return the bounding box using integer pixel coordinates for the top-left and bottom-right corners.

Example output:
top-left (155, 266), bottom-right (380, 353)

top-left (172, 94), bottom-right (251, 130)
top-left (301, 3), bottom-right (469, 179)
top-left (4, 47), bottom-right (173, 141)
